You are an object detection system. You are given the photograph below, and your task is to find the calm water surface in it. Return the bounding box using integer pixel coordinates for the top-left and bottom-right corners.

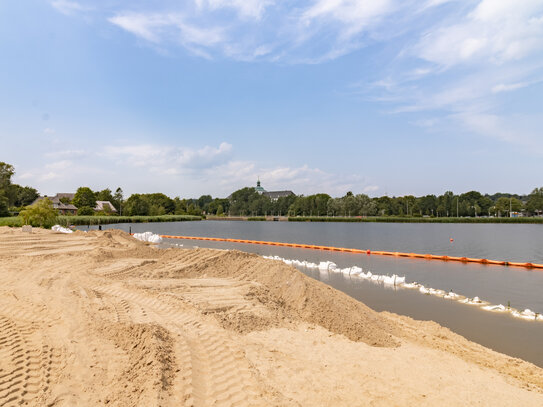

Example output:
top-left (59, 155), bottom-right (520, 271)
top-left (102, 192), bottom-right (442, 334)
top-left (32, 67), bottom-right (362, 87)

top-left (81, 221), bottom-right (543, 367)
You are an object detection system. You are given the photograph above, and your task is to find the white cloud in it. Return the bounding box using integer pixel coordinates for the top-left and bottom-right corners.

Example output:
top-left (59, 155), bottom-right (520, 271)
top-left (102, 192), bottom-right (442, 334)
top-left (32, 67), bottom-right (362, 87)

top-left (43, 128), bottom-right (56, 135)
top-left (205, 160), bottom-right (372, 196)
top-left (51, 0), bottom-right (90, 16)
top-left (491, 82), bottom-right (529, 93)
top-left (102, 142), bottom-right (233, 173)
top-left (414, 0), bottom-right (543, 67)
top-left (302, 0), bottom-right (396, 38)
top-left (45, 149), bottom-right (86, 158)
top-left (109, 12), bottom-right (226, 55)
top-left (45, 160), bottom-right (73, 171)
top-left (40, 171), bottom-right (62, 181)
top-left (195, 0), bottom-right (274, 20)
top-left (455, 111), bottom-right (542, 152)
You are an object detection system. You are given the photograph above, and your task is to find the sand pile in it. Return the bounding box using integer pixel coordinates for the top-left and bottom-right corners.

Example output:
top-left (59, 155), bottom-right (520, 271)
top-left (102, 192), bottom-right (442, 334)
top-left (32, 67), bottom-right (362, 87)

top-left (1, 226), bottom-right (543, 406)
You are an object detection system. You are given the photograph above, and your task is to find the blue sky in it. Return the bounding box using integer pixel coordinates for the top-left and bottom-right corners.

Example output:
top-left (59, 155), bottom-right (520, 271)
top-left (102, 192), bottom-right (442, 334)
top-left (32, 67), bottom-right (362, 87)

top-left (1, 0), bottom-right (542, 198)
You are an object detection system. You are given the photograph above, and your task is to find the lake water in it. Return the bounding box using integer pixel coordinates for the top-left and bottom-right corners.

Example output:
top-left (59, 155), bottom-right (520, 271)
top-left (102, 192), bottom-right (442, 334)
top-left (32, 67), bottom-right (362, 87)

top-left (80, 221), bottom-right (543, 366)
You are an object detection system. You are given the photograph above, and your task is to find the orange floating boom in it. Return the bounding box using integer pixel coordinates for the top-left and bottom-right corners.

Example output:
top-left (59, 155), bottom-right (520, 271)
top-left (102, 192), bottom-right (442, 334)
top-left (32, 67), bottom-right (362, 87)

top-left (159, 234), bottom-right (543, 270)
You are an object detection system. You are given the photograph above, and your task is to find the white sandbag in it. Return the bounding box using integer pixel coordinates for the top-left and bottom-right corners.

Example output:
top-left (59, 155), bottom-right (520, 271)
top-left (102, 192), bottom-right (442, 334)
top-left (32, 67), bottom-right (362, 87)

top-left (133, 231), bottom-right (163, 244)
top-left (52, 225), bottom-right (73, 234)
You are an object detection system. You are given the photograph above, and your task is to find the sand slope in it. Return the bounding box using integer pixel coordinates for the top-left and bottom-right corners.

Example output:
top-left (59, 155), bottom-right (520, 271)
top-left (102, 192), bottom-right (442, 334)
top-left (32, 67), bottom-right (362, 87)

top-left (0, 227), bottom-right (542, 406)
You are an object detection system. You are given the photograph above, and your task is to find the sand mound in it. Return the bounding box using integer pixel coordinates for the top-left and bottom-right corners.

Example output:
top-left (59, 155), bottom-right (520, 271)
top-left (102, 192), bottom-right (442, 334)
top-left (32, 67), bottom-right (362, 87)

top-left (152, 248), bottom-right (399, 346)
top-left (1, 226), bottom-right (543, 406)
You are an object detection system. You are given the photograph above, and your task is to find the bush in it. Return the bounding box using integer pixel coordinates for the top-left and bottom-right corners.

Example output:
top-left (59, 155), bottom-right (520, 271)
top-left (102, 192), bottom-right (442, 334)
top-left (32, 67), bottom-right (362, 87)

top-left (77, 206), bottom-right (95, 216)
top-left (247, 217), bottom-right (266, 221)
top-left (0, 193), bottom-right (9, 217)
top-left (18, 198), bottom-right (58, 228)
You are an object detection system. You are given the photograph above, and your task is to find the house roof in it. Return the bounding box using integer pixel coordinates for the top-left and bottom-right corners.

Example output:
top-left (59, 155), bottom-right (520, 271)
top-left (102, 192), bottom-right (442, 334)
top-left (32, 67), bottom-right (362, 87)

top-left (55, 193), bottom-right (75, 200)
top-left (95, 201), bottom-right (117, 212)
top-left (31, 196), bottom-right (77, 211)
top-left (263, 190), bottom-right (295, 200)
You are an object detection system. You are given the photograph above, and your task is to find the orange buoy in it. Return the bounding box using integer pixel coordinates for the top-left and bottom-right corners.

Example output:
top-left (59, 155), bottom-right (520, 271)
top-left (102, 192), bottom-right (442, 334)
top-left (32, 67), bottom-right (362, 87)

top-left (157, 234), bottom-right (541, 270)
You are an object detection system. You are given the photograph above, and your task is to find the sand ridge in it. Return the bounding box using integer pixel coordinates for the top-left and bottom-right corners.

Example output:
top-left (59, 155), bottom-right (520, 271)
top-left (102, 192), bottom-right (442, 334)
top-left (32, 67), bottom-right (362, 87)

top-left (1, 226), bottom-right (543, 406)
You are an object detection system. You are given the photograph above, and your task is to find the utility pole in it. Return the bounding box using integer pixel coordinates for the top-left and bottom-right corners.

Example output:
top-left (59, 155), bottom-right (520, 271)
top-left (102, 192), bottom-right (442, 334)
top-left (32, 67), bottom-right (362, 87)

top-left (510, 197), bottom-right (512, 217)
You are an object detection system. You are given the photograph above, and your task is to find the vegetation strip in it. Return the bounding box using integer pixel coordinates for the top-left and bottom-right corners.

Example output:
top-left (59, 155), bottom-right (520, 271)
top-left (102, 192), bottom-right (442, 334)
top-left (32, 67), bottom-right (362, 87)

top-left (160, 234), bottom-right (543, 270)
top-left (288, 216), bottom-right (543, 223)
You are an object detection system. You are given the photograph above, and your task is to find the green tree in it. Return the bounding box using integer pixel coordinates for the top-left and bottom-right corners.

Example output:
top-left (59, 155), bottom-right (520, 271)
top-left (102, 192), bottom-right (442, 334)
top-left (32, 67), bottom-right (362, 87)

top-left (3, 185), bottom-right (38, 208)
top-left (0, 162), bottom-right (15, 191)
top-left (216, 204), bottom-right (224, 215)
top-left (495, 197), bottom-right (522, 216)
top-left (77, 206), bottom-right (94, 216)
top-left (73, 187), bottom-right (97, 208)
top-left (355, 194), bottom-right (376, 216)
top-left (142, 193), bottom-right (175, 214)
top-left (0, 192), bottom-right (9, 217)
top-left (124, 194), bottom-right (150, 216)
top-left (113, 187), bottom-right (124, 213)
top-left (19, 198), bottom-right (58, 228)
top-left (96, 188), bottom-right (114, 203)
top-left (526, 187), bottom-right (543, 215)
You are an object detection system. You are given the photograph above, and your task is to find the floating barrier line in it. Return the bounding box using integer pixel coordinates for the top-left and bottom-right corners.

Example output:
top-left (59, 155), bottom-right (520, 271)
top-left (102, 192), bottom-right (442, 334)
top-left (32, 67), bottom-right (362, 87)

top-left (159, 234), bottom-right (543, 270)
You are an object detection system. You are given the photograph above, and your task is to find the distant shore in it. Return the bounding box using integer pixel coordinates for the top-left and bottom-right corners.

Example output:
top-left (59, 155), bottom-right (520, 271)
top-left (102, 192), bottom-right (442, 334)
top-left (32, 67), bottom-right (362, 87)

top-left (2, 214), bottom-right (542, 228)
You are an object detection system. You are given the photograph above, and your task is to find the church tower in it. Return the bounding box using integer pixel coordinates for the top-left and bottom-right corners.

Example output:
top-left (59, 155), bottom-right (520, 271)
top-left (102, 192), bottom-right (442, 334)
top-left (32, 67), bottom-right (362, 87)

top-left (255, 178), bottom-right (265, 194)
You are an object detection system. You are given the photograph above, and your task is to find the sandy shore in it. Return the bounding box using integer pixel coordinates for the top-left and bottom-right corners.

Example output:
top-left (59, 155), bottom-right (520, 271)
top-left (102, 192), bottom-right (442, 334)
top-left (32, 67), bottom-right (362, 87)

top-left (1, 227), bottom-right (542, 406)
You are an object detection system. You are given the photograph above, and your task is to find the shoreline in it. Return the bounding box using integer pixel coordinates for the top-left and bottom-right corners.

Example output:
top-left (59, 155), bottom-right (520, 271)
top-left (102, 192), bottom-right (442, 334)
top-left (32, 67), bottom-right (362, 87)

top-left (3, 214), bottom-right (543, 228)
top-left (1, 226), bottom-right (543, 405)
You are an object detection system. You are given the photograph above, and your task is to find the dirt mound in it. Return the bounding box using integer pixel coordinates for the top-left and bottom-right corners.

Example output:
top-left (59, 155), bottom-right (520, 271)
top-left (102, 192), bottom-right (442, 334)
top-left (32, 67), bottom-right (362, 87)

top-left (150, 248), bottom-right (399, 347)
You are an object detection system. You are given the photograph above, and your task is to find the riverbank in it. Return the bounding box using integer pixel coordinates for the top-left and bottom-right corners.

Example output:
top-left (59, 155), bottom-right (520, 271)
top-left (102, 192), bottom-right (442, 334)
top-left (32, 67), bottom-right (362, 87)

top-left (1, 226), bottom-right (542, 406)
top-left (2, 214), bottom-right (541, 228)
top-left (288, 215), bottom-right (543, 223)
top-left (0, 214), bottom-right (202, 227)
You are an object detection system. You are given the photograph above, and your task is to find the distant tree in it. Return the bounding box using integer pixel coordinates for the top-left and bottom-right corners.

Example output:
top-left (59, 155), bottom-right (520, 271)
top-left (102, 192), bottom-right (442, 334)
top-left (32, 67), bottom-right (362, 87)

top-left (187, 203), bottom-right (202, 216)
top-left (495, 197), bottom-right (523, 216)
top-left (6, 185), bottom-right (38, 207)
top-left (124, 194), bottom-right (150, 216)
top-left (0, 192), bottom-right (9, 217)
top-left (73, 187), bottom-right (97, 209)
top-left (174, 197), bottom-right (187, 215)
top-left (19, 198), bottom-right (58, 228)
top-left (526, 187), bottom-right (543, 215)
top-left (114, 187), bottom-right (124, 213)
top-left (142, 193), bottom-right (175, 214)
top-left (149, 204), bottom-right (166, 216)
top-left (198, 195), bottom-right (213, 213)
top-left (216, 204), bottom-right (224, 216)
top-left (96, 188), bottom-right (114, 203)
top-left (355, 194), bottom-right (376, 216)
top-left (229, 187), bottom-right (268, 216)
top-left (77, 206), bottom-right (94, 216)
top-left (0, 162), bottom-right (15, 191)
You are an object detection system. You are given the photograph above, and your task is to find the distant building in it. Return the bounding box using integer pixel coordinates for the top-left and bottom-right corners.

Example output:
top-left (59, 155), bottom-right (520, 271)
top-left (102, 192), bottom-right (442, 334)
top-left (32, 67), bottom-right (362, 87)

top-left (95, 201), bottom-right (117, 213)
top-left (254, 180), bottom-right (294, 201)
top-left (32, 193), bottom-right (77, 215)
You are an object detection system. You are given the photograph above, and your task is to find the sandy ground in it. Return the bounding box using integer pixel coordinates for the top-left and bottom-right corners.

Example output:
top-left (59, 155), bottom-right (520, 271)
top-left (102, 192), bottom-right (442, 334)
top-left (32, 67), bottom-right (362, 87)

top-left (1, 227), bottom-right (543, 406)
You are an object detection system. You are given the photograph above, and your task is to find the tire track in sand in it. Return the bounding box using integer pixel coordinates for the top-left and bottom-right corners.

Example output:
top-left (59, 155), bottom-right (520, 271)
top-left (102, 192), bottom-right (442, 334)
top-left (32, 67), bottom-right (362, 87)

top-left (93, 285), bottom-right (262, 407)
top-left (0, 316), bottom-right (62, 407)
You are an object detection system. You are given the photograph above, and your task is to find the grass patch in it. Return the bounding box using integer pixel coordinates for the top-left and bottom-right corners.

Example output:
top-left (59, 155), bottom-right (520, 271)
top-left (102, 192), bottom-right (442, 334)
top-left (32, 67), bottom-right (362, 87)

top-left (61, 214), bottom-right (202, 226)
top-left (0, 214), bottom-right (201, 228)
top-left (288, 216), bottom-right (543, 224)
top-left (0, 217), bottom-right (22, 227)
top-left (247, 216), bottom-right (266, 221)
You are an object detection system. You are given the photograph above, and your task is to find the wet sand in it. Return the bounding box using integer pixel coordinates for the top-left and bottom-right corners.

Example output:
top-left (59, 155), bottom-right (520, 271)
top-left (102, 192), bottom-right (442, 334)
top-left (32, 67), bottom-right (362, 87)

top-left (1, 227), bottom-right (543, 406)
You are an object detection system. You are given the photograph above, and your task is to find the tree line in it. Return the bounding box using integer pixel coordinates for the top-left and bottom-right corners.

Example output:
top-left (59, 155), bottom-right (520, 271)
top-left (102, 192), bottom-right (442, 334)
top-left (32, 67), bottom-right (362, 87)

top-left (1, 161), bottom-right (542, 218)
